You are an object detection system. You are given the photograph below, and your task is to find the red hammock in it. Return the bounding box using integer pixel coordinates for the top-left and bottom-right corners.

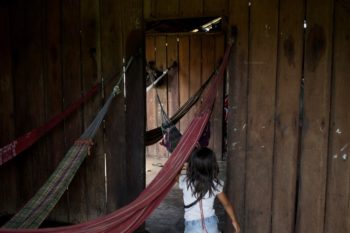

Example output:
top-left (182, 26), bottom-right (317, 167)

top-left (0, 41), bottom-right (232, 233)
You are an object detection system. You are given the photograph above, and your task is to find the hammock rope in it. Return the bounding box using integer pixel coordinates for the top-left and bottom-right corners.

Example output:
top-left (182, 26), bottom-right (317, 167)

top-left (145, 62), bottom-right (177, 92)
top-left (146, 69), bottom-right (168, 92)
top-left (0, 40), bottom-right (233, 233)
top-left (154, 81), bottom-right (210, 153)
top-left (153, 81), bottom-right (182, 153)
top-left (0, 57), bottom-right (134, 167)
top-left (2, 57), bottom-right (132, 229)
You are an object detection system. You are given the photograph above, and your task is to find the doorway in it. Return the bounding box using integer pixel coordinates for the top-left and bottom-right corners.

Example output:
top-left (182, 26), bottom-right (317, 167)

top-left (144, 17), bottom-right (227, 233)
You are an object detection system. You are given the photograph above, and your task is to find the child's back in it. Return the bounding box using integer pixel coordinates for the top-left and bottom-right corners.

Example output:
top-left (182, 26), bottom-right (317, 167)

top-left (179, 174), bottom-right (223, 221)
top-left (178, 147), bottom-right (240, 233)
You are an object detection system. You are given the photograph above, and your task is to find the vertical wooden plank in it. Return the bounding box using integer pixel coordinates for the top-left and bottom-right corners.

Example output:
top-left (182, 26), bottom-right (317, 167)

top-left (145, 35), bottom-right (158, 157)
top-left (167, 35), bottom-right (179, 120)
top-left (201, 35), bottom-right (215, 152)
top-left (80, 0), bottom-right (106, 220)
top-left (325, 2), bottom-right (350, 232)
top-left (44, 0), bottom-right (69, 222)
top-left (201, 35), bottom-right (216, 86)
top-left (61, 0), bottom-right (85, 223)
top-left (155, 0), bottom-right (179, 18)
top-left (202, 35), bottom-right (221, 159)
top-left (296, 0), bottom-right (334, 232)
top-left (122, 0), bottom-right (145, 205)
top-left (226, 4), bottom-right (250, 233)
top-left (245, 0), bottom-right (278, 232)
top-left (100, 0), bottom-right (126, 213)
top-left (226, 3), bottom-right (249, 233)
top-left (155, 35), bottom-right (168, 157)
top-left (44, 0), bottom-right (64, 187)
top-left (178, 35), bottom-right (190, 132)
top-left (188, 35), bottom-right (202, 129)
top-left (146, 36), bottom-right (156, 63)
top-left (203, 0), bottom-right (228, 16)
top-left (214, 34), bottom-right (225, 159)
top-left (11, 0), bottom-right (47, 209)
top-left (179, 0), bottom-right (203, 17)
top-left (0, 2), bottom-right (17, 216)
top-left (272, 0), bottom-right (304, 232)
top-left (143, 0), bottom-right (152, 19)
top-left (25, 0), bottom-right (48, 202)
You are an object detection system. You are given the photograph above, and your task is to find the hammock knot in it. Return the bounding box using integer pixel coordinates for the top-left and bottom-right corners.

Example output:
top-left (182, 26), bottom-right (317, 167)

top-left (75, 139), bottom-right (94, 156)
top-left (113, 85), bottom-right (121, 96)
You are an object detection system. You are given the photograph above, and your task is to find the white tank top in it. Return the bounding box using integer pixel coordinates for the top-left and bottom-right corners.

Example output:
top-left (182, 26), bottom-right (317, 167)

top-left (179, 175), bottom-right (224, 221)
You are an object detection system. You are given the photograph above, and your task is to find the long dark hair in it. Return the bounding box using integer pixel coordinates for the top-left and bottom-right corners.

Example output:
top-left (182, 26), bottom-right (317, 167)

top-left (186, 147), bottom-right (221, 198)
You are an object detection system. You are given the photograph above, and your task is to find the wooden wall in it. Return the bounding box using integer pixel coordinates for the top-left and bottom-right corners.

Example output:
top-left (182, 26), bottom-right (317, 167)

top-left (144, 0), bottom-right (229, 19)
top-left (226, 0), bottom-right (350, 233)
top-left (0, 0), bottom-right (348, 232)
top-left (0, 0), bottom-right (144, 225)
top-left (145, 33), bottom-right (225, 159)
top-left (145, 1), bottom-right (350, 233)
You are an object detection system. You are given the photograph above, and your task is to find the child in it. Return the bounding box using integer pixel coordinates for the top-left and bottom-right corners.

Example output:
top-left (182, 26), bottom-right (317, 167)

top-left (177, 147), bottom-right (240, 233)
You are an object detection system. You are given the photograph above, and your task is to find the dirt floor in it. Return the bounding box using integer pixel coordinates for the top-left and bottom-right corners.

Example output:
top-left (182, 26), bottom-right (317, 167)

top-left (145, 156), bottom-right (227, 233)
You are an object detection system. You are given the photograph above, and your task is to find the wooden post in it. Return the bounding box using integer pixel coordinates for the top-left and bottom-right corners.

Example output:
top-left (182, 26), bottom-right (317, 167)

top-left (123, 0), bottom-right (145, 204)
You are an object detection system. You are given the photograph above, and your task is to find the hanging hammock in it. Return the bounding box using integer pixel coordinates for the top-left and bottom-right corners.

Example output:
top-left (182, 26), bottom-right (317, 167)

top-left (1, 58), bottom-right (132, 229)
top-left (156, 90), bottom-right (211, 153)
top-left (0, 57), bottom-right (134, 167)
top-left (0, 40), bottom-right (233, 233)
top-left (145, 65), bottom-right (218, 146)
